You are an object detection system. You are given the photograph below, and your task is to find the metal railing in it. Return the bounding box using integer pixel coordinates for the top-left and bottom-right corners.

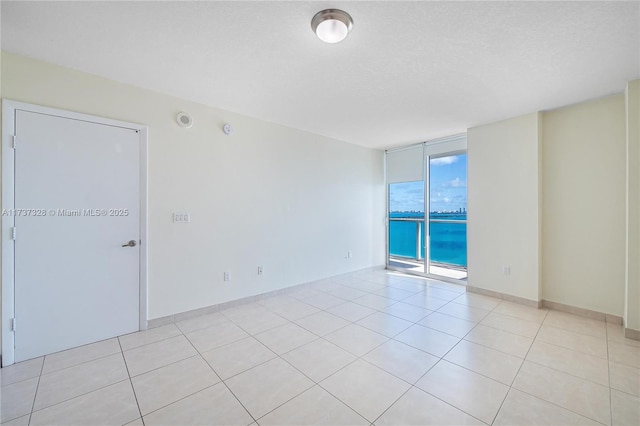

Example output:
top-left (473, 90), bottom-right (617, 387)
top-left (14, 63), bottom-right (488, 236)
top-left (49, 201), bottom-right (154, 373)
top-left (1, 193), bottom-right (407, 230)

top-left (388, 216), bottom-right (467, 267)
top-left (389, 217), bottom-right (424, 260)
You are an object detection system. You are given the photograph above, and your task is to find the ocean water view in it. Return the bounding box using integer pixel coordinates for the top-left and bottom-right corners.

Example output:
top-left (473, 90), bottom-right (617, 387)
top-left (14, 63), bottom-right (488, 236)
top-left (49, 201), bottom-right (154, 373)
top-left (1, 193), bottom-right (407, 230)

top-left (389, 212), bottom-right (467, 267)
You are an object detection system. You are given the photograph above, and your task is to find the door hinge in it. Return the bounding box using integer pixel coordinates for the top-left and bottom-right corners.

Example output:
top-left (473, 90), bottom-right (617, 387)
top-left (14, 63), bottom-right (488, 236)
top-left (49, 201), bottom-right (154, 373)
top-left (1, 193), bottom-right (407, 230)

top-left (11, 227), bottom-right (16, 240)
top-left (11, 135), bottom-right (17, 149)
top-left (10, 318), bottom-right (16, 331)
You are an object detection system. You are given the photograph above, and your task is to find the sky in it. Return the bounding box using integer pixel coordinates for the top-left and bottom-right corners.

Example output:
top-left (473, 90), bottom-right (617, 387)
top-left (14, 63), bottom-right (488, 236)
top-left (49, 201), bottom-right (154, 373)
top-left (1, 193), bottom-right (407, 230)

top-left (389, 154), bottom-right (467, 212)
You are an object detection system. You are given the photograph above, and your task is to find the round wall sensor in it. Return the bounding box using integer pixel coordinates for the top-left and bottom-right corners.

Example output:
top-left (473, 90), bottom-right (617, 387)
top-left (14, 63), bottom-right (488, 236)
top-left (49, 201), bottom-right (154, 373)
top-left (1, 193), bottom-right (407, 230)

top-left (176, 112), bottom-right (193, 128)
top-left (223, 123), bottom-right (234, 135)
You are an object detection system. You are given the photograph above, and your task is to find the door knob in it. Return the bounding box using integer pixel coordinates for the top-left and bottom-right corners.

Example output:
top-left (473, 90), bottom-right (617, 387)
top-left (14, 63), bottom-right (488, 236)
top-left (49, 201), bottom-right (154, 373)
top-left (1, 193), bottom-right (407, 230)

top-left (122, 240), bottom-right (137, 247)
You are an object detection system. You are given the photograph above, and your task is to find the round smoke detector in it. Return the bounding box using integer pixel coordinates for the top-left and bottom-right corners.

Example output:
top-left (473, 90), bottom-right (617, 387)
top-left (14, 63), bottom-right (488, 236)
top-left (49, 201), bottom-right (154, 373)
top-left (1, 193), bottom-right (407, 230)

top-left (176, 112), bottom-right (193, 128)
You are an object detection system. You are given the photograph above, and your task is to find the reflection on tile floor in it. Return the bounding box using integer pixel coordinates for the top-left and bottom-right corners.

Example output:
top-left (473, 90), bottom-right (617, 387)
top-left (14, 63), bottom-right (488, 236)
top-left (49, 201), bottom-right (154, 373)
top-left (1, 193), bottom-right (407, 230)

top-left (1, 270), bottom-right (639, 425)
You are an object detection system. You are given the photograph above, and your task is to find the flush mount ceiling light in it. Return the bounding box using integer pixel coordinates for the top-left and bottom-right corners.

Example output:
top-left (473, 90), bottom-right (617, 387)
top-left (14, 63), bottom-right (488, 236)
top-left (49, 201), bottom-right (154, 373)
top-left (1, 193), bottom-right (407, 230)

top-left (311, 9), bottom-right (353, 43)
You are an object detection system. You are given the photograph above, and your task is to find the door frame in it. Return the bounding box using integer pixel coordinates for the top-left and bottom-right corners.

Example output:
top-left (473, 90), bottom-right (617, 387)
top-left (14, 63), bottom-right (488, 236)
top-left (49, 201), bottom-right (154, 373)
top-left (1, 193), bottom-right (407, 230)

top-left (1, 99), bottom-right (149, 366)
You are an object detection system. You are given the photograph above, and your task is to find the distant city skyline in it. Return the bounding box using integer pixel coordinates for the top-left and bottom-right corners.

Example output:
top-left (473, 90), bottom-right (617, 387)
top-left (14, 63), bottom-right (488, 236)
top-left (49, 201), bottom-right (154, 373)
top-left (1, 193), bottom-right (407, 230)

top-left (389, 154), bottom-right (467, 212)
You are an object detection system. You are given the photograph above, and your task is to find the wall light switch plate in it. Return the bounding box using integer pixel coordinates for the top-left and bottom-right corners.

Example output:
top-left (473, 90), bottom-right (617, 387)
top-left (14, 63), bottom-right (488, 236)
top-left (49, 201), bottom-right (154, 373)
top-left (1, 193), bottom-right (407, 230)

top-left (173, 212), bottom-right (191, 223)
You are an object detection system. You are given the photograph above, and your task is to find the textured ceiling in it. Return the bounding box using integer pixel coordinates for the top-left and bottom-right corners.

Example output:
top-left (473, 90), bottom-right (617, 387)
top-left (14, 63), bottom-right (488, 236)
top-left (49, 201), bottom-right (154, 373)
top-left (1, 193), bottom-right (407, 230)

top-left (2, 1), bottom-right (639, 149)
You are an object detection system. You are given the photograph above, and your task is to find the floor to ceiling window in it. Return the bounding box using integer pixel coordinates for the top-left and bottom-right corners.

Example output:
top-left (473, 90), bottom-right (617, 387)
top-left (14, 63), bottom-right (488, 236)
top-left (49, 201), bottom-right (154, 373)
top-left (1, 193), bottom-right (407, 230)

top-left (426, 153), bottom-right (467, 279)
top-left (388, 180), bottom-right (425, 271)
top-left (386, 135), bottom-right (467, 282)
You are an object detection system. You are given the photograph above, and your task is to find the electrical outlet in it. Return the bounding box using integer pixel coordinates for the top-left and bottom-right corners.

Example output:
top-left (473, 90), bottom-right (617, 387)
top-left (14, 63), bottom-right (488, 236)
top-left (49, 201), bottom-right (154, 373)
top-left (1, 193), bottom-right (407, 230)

top-left (257, 266), bottom-right (263, 275)
top-left (503, 266), bottom-right (511, 275)
top-left (224, 271), bottom-right (230, 281)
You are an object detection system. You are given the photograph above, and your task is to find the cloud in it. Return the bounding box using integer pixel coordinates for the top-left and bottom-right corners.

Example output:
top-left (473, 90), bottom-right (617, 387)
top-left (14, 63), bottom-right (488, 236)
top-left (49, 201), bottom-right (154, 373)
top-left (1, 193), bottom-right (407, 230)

top-left (389, 181), bottom-right (424, 211)
top-left (442, 177), bottom-right (466, 188)
top-left (431, 156), bottom-right (458, 166)
top-left (430, 190), bottom-right (467, 212)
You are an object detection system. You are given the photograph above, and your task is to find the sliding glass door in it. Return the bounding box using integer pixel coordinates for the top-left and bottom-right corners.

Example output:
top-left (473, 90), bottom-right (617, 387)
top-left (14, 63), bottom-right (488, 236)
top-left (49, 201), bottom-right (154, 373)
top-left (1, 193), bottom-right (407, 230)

top-left (386, 135), bottom-right (467, 281)
top-left (426, 153), bottom-right (467, 279)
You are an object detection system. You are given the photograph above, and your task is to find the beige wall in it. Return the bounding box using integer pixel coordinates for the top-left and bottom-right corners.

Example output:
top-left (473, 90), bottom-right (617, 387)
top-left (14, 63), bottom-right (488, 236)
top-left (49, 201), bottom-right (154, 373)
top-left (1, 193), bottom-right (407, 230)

top-left (468, 94), bottom-right (632, 323)
top-left (542, 95), bottom-right (626, 316)
top-left (467, 113), bottom-right (542, 302)
top-left (0, 52), bottom-right (386, 326)
top-left (626, 80), bottom-right (640, 330)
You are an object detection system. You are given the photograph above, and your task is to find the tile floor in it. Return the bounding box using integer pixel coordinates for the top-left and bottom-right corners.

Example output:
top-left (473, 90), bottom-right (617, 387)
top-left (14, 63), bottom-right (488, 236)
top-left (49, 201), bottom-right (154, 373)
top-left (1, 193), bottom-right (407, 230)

top-left (1, 270), bottom-right (639, 425)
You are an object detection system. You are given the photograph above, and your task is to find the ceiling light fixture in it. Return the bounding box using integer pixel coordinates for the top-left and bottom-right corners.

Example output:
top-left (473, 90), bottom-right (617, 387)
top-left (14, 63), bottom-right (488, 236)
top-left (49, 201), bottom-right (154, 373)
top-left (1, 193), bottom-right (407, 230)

top-left (311, 9), bottom-right (353, 44)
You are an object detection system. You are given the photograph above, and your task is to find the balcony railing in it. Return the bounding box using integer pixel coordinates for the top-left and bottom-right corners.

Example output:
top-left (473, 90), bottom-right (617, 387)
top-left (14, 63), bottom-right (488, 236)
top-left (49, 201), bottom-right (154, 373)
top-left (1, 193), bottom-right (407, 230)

top-left (388, 216), bottom-right (467, 269)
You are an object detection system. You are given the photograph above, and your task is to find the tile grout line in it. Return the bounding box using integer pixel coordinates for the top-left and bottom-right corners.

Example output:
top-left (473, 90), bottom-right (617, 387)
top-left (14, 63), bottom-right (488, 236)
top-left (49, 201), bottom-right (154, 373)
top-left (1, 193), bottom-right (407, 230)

top-left (361, 345), bottom-right (436, 424)
top-left (25, 362), bottom-right (135, 419)
top-left (313, 380), bottom-right (378, 424)
top-left (459, 332), bottom-right (531, 360)
top-left (606, 321), bottom-right (614, 426)
top-left (311, 323), bottom-right (406, 424)
top-left (251, 285), bottom-right (409, 423)
top-left (224, 280), bottom-right (402, 356)
top-left (31, 343), bottom-right (122, 377)
top-left (410, 294), bottom-right (508, 425)
top-left (117, 337), bottom-right (146, 426)
top-left (506, 376), bottom-right (611, 425)
top-left (399, 384), bottom-right (490, 426)
top-left (267, 315), bottom-right (368, 420)
top-left (27, 379), bottom-right (134, 421)
top-left (488, 307), bottom-right (549, 425)
top-left (10, 344), bottom-right (134, 420)
top-left (376, 318), bottom-right (490, 426)
top-left (506, 310), bottom-right (611, 426)
top-left (179, 325), bottom-right (259, 425)
top-left (251, 381), bottom-right (316, 424)
top-left (532, 332), bottom-right (609, 360)
top-left (26, 355), bottom-right (46, 425)
top-left (522, 358), bottom-right (611, 388)
top-left (270, 281), bottom-right (462, 424)
top-left (434, 294), bottom-right (511, 425)
top-left (368, 382), bottom-right (415, 424)
top-left (476, 318), bottom-right (540, 341)
top-left (542, 321), bottom-right (612, 339)
top-left (464, 288), bottom-right (624, 424)
top-left (136, 382), bottom-right (227, 422)
top-left (119, 324), bottom-right (184, 351)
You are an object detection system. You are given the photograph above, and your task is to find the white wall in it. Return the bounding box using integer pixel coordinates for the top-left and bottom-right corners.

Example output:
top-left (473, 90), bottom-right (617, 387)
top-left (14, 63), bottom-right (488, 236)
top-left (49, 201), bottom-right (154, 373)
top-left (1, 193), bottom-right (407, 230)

top-left (541, 95), bottom-right (626, 316)
top-left (626, 80), bottom-right (640, 330)
top-left (0, 52), bottom-right (385, 325)
top-left (467, 113), bottom-right (542, 302)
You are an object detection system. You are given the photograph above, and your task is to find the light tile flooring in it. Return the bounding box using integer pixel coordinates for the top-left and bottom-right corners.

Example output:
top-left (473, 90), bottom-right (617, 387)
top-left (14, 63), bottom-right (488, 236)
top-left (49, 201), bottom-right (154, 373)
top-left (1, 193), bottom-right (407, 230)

top-left (1, 270), bottom-right (639, 425)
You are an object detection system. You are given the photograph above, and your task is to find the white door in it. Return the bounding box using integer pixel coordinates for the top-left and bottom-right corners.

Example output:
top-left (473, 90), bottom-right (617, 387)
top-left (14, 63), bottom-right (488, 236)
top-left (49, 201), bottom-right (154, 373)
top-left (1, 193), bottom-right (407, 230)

top-left (13, 109), bottom-right (140, 362)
